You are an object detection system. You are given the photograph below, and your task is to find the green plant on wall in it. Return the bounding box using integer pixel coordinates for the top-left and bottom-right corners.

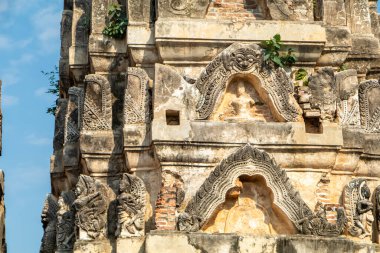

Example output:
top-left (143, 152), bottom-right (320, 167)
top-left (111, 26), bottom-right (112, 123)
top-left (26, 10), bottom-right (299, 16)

top-left (103, 3), bottom-right (128, 39)
top-left (260, 34), bottom-right (297, 68)
top-left (294, 68), bottom-right (309, 86)
top-left (42, 66), bottom-right (60, 116)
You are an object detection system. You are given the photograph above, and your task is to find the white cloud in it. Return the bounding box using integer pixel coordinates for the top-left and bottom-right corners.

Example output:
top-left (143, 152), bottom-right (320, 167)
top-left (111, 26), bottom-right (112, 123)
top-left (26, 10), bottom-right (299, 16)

top-left (0, 1), bottom-right (9, 13)
top-left (34, 87), bottom-right (48, 97)
top-left (9, 53), bottom-right (34, 66)
top-left (0, 35), bottom-right (11, 50)
top-left (0, 68), bottom-right (20, 86)
top-left (26, 134), bottom-right (51, 146)
top-left (32, 5), bottom-right (61, 52)
top-left (2, 95), bottom-right (19, 106)
top-left (0, 35), bottom-right (33, 51)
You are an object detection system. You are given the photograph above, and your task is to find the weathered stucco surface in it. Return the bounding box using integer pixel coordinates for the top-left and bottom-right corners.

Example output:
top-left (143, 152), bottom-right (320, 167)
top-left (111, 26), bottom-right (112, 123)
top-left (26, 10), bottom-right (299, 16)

top-left (40, 0), bottom-right (380, 252)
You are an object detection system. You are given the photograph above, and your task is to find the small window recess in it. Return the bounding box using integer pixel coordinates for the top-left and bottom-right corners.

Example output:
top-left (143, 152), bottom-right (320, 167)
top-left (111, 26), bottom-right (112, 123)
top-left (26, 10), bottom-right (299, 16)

top-left (305, 117), bottom-right (323, 134)
top-left (166, 110), bottom-right (180, 125)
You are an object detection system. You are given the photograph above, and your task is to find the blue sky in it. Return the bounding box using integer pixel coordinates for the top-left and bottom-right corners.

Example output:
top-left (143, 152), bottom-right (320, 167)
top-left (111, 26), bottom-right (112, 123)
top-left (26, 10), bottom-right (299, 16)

top-left (0, 0), bottom-right (61, 252)
top-left (0, 1), bottom-right (380, 252)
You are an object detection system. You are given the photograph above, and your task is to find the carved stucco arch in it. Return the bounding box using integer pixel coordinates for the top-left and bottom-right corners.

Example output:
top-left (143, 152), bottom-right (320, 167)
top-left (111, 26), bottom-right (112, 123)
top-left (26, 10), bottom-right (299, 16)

top-left (83, 74), bottom-right (112, 130)
top-left (195, 43), bottom-right (303, 122)
top-left (359, 79), bottom-right (380, 132)
top-left (182, 144), bottom-right (312, 231)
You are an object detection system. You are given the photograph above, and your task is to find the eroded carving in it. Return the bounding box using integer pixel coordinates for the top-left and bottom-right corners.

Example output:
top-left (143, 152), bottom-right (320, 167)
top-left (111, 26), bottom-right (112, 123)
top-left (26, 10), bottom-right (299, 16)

top-left (195, 43), bottom-right (302, 122)
top-left (298, 201), bottom-right (347, 236)
top-left (336, 70), bottom-right (360, 127)
top-left (65, 87), bottom-right (83, 143)
top-left (73, 175), bottom-right (107, 240)
top-left (53, 99), bottom-right (68, 151)
top-left (125, 68), bottom-right (151, 125)
top-left (40, 194), bottom-right (59, 253)
top-left (359, 80), bottom-right (380, 133)
top-left (165, 0), bottom-right (209, 17)
top-left (374, 185), bottom-right (380, 242)
top-left (344, 179), bottom-right (374, 238)
top-left (178, 144), bottom-right (313, 232)
top-left (83, 74), bottom-right (112, 131)
top-left (308, 68), bottom-right (337, 121)
top-left (56, 191), bottom-right (76, 251)
top-left (267, 0), bottom-right (313, 21)
top-left (213, 78), bottom-right (275, 121)
top-left (115, 173), bottom-right (146, 238)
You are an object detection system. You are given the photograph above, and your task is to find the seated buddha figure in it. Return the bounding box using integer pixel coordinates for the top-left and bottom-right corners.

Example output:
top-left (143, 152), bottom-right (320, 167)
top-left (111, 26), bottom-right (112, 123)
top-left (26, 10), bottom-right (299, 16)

top-left (229, 80), bottom-right (256, 119)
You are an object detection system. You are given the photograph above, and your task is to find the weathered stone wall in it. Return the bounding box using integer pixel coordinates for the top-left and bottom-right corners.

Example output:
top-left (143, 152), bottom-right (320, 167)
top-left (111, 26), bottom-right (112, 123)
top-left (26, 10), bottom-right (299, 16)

top-left (38, 0), bottom-right (380, 252)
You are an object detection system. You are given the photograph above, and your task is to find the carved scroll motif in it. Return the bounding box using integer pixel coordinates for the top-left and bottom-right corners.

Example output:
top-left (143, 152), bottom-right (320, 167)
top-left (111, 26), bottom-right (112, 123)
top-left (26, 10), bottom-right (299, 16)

top-left (116, 174), bottom-right (146, 238)
top-left (178, 144), bottom-right (313, 232)
top-left (195, 43), bottom-right (302, 122)
top-left (65, 87), bottom-right (84, 144)
top-left (359, 80), bottom-right (380, 133)
top-left (344, 179), bottom-right (374, 238)
top-left (125, 68), bottom-right (151, 125)
top-left (336, 70), bottom-right (360, 127)
top-left (83, 74), bottom-right (112, 131)
top-left (40, 194), bottom-right (59, 253)
top-left (56, 191), bottom-right (76, 251)
top-left (73, 175), bottom-right (107, 240)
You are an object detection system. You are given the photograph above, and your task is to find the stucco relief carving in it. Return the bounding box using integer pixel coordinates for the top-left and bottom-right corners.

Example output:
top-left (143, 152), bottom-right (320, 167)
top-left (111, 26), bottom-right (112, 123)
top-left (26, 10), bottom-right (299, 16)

top-left (298, 202), bottom-right (347, 236)
top-left (213, 77), bottom-right (275, 121)
top-left (359, 80), bottom-right (380, 133)
top-left (164, 0), bottom-right (210, 17)
top-left (344, 179), bottom-right (374, 238)
top-left (195, 43), bottom-right (303, 122)
top-left (83, 74), bottom-right (112, 131)
top-left (53, 99), bottom-right (68, 152)
top-left (73, 175), bottom-right (107, 240)
top-left (336, 70), bottom-right (361, 127)
top-left (267, 0), bottom-right (313, 21)
top-left (125, 68), bottom-right (151, 125)
top-left (115, 173), bottom-right (147, 238)
top-left (65, 87), bottom-right (83, 143)
top-left (40, 194), bottom-right (59, 253)
top-left (374, 185), bottom-right (380, 242)
top-left (177, 144), bottom-right (313, 232)
top-left (56, 191), bottom-right (76, 251)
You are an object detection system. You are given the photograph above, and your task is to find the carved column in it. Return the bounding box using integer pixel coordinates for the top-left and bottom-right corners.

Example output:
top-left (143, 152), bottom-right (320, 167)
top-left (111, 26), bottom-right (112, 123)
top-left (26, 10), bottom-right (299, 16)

top-left (367, 0), bottom-right (380, 79)
top-left (345, 0), bottom-right (380, 80)
top-left (59, 9), bottom-right (73, 97)
top-left (51, 99), bottom-right (70, 197)
top-left (80, 74), bottom-right (124, 185)
top-left (63, 87), bottom-right (84, 190)
top-left (69, 0), bottom-right (91, 85)
top-left (317, 0), bottom-right (351, 68)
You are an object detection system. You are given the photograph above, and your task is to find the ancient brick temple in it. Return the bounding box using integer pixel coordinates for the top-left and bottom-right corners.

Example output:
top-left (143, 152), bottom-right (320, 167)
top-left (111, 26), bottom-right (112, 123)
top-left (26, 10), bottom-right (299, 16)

top-left (40, 0), bottom-right (380, 252)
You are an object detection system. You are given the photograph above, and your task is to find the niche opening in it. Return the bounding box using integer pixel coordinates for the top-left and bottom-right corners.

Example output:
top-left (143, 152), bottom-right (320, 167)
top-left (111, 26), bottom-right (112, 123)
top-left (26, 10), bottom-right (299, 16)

top-left (166, 110), bottom-right (180, 125)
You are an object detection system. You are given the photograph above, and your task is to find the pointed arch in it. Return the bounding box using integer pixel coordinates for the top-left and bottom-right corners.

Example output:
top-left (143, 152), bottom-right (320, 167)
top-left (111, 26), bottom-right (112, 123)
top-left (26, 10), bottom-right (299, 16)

top-left (180, 144), bottom-right (312, 231)
top-left (195, 43), bottom-right (303, 122)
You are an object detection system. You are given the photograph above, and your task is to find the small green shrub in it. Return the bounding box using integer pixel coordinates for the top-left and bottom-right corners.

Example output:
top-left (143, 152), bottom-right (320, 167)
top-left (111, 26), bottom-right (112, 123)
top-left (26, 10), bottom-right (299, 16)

top-left (42, 66), bottom-right (60, 116)
top-left (260, 34), bottom-right (297, 68)
top-left (294, 68), bottom-right (309, 86)
top-left (103, 3), bottom-right (128, 39)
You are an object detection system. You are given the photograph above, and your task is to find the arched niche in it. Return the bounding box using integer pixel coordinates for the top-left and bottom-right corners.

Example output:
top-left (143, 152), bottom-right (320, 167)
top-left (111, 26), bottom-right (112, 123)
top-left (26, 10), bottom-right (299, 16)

top-left (83, 74), bottom-right (112, 131)
top-left (202, 175), bottom-right (297, 235)
top-left (178, 144), bottom-right (313, 232)
top-left (195, 43), bottom-right (303, 122)
top-left (211, 74), bottom-right (276, 122)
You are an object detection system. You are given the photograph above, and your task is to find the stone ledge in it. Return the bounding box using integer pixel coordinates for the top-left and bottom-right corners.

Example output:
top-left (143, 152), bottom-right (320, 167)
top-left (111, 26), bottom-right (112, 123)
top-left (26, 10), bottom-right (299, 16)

top-left (155, 19), bottom-right (326, 66)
